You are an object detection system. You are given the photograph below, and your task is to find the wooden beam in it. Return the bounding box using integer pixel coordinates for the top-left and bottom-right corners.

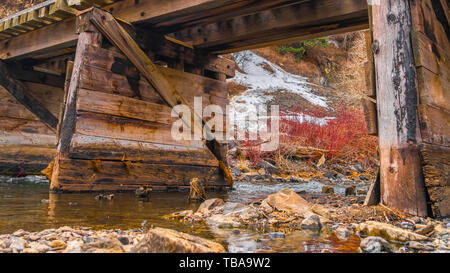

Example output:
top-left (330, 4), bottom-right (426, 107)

top-left (372, 0), bottom-right (428, 216)
top-left (171, 0), bottom-right (368, 52)
top-left (8, 63), bottom-right (66, 88)
top-left (0, 61), bottom-right (59, 129)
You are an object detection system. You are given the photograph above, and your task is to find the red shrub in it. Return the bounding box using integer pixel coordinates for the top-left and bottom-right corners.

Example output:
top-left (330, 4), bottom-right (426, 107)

top-left (280, 106), bottom-right (367, 157)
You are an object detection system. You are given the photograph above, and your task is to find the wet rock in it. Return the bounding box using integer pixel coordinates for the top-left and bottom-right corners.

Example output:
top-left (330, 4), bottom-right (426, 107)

top-left (135, 186), bottom-right (151, 198)
top-left (232, 168), bottom-right (241, 177)
top-left (311, 204), bottom-right (331, 219)
top-left (356, 189), bottom-right (367, 195)
top-left (197, 198), bottom-right (225, 214)
top-left (118, 236), bottom-right (130, 245)
top-left (360, 175), bottom-right (370, 181)
top-left (301, 214), bottom-right (322, 231)
top-left (324, 171), bottom-right (336, 179)
top-left (28, 242), bottom-right (50, 253)
top-left (407, 241), bottom-right (434, 251)
top-left (95, 194), bottom-right (114, 201)
top-left (322, 186), bottom-right (334, 194)
top-left (50, 240), bottom-right (67, 250)
top-left (336, 174), bottom-right (346, 180)
top-left (63, 240), bottom-right (83, 253)
top-left (12, 229), bottom-right (27, 237)
top-left (207, 214), bottom-right (241, 228)
top-left (260, 160), bottom-right (279, 175)
top-left (358, 221), bottom-right (427, 242)
top-left (23, 248), bottom-right (40, 253)
top-left (260, 188), bottom-right (312, 217)
top-left (82, 237), bottom-right (125, 253)
top-left (345, 186), bottom-right (356, 196)
top-left (28, 235), bottom-right (40, 241)
top-left (9, 237), bottom-right (27, 251)
top-left (165, 210), bottom-right (194, 220)
top-left (335, 226), bottom-right (351, 241)
top-left (360, 236), bottom-right (394, 253)
top-left (353, 164), bottom-right (363, 173)
top-left (290, 176), bottom-right (301, 183)
top-left (131, 227), bottom-right (225, 253)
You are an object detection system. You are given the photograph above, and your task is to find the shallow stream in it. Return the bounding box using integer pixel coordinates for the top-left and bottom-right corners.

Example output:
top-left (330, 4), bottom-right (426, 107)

top-left (0, 176), bottom-right (367, 252)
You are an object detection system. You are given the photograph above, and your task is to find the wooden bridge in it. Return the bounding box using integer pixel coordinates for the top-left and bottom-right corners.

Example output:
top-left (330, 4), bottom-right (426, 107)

top-left (0, 0), bottom-right (448, 218)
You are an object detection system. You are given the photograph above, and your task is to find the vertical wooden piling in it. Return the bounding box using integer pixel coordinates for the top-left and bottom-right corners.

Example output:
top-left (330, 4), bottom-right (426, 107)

top-left (51, 14), bottom-right (103, 191)
top-left (372, 0), bottom-right (428, 216)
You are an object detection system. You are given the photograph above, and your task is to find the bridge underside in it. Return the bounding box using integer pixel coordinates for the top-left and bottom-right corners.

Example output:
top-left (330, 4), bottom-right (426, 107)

top-left (0, 0), bottom-right (448, 217)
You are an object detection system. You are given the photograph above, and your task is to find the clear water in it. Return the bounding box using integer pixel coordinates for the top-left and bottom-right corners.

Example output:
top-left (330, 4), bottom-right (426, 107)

top-left (0, 176), bottom-right (365, 253)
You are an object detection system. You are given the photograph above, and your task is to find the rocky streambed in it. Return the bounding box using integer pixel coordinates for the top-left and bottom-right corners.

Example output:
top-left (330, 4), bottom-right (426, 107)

top-left (1, 187), bottom-right (449, 253)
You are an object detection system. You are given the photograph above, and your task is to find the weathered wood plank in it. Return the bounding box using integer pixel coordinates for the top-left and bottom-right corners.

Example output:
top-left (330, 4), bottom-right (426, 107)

top-left (0, 132), bottom-right (56, 147)
top-left (372, 0), bottom-right (428, 216)
top-left (172, 0), bottom-right (368, 52)
top-left (0, 61), bottom-right (59, 130)
top-left (417, 104), bottom-right (450, 146)
top-left (0, 101), bottom-right (39, 120)
top-left (69, 134), bottom-right (218, 166)
top-left (0, 145), bottom-right (56, 175)
top-left (76, 89), bottom-right (174, 125)
top-left (361, 98), bottom-right (378, 136)
top-left (419, 143), bottom-right (449, 217)
top-left (79, 64), bottom-right (164, 103)
top-left (52, 158), bottom-right (226, 192)
top-left (0, 117), bottom-right (56, 135)
top-left (409, 0), bottom-right (450, 53)
top-left (75, 111), bottom-right (199, 147)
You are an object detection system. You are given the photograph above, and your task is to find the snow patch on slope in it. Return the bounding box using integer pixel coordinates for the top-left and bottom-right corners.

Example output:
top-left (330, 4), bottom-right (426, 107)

top-left (228, 51), bottom-right (331, 133)
top-left (229, 50), bottom-right (329, 108)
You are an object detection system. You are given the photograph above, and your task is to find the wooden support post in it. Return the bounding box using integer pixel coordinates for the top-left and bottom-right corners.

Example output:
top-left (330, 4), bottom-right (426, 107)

top-left (372, 0), bottom-right (428, 216)
top-left (88, 7), bottom-right (233, 186)
top-left (51, 13), bottom-right (102, 191)
top-left (0, 61), bottom-right (59, 130)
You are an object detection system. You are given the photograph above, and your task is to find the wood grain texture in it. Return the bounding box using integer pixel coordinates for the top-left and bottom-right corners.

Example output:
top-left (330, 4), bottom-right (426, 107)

top-left (372, 0), bottom-right (428, 216)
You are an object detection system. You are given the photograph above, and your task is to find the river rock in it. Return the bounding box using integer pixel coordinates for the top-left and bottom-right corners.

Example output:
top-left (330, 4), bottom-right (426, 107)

top-left (301, 214), bottom-right (322, 231)
top-left (322, 186), bottom-right (334, 194)
top-left (260, 188), bottom-right (312, 217)
top-left (345, 186), bottom-right (356, 196)
top-left (50, 240), bottom-right (67, 250)
top-left (207, 214), bottom-right (241, 228)
top-left (12, 229), bottom-right (27, 237)
top-left (335, 226), bottom-right (351, 241)
top-left (360, 236), bottom-right (394, 253)
top-left (28, 242), bottom-right (50, 253)
top-left (63, 240), bottom-right (83, 253)
top-left (131, 227), bottom-right (225, 253)
top-left (9, 237), bottom-right (27, 251)
top-left (358, 221), bottom-right (427, 242)
top-left (260, 160), bottom-right (279, 175)
top-left (415, 223), bottom-right (434, 235)
top-left (197, 198), bottom-right (225, 214)
top-left (82, 237), bottom-right (125, 253)
top-left (407, 241), bottom-right (434, 251)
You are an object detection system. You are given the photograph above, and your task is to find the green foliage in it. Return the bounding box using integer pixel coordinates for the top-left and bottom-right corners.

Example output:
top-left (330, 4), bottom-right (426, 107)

top-left (279, 38), bottom-right (329, 61)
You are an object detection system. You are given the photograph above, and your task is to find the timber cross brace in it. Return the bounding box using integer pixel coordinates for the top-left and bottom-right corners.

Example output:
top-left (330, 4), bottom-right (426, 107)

top-left (0, 0), bottom-right (448, 218)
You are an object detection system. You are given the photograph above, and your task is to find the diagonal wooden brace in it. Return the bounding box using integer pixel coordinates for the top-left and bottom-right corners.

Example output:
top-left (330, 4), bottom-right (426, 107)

top-left (0, 60), bottom-right (58, 130)
top-left (88, 7), bottom-right (233, 186)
